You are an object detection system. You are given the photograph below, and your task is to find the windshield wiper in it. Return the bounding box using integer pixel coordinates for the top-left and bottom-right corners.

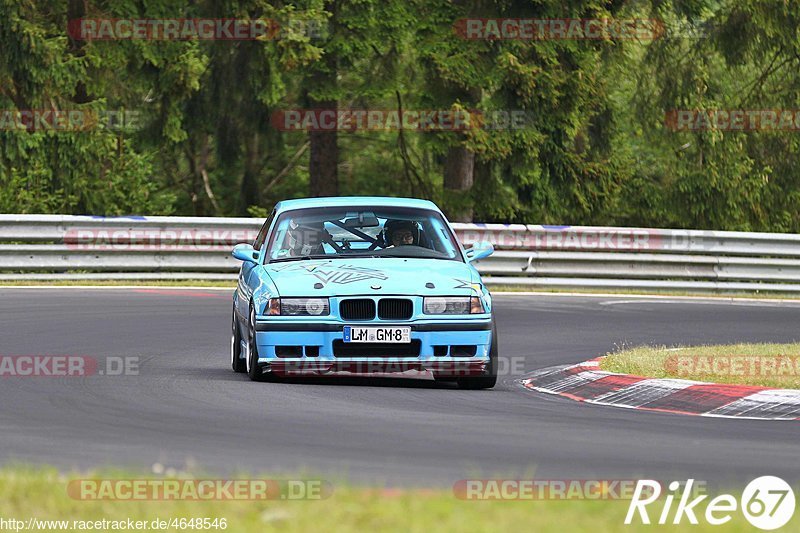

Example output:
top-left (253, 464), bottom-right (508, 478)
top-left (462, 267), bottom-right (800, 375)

top-left (379, 251), bottom-right (454, 260)
top-left (269, 254), bottom-right (329, 263)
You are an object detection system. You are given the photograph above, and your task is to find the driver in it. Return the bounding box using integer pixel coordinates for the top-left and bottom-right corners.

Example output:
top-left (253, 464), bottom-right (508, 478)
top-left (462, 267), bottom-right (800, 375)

top-left (287, 220), bottom-right (330, 256)
top-left (384, 220), bottom-right (419, 247)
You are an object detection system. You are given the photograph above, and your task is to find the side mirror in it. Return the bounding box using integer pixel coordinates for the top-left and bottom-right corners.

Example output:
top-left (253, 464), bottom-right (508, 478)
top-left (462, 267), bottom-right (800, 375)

top-left (465, 241), bottom-right (494, 263)
top-left (232, 243), bottom-right (259, 264)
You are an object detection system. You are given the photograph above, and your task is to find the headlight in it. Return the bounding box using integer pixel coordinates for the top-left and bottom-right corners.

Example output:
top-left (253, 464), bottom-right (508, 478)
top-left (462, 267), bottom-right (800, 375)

top-left (274, 298), bottom-right (330, 316)
top-left (423, 296), bottom-right (484, 314)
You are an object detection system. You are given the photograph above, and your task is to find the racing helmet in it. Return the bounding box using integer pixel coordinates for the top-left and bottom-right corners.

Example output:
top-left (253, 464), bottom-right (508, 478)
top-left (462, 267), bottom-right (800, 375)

top-left (383, 219), bottom-right (420, 246)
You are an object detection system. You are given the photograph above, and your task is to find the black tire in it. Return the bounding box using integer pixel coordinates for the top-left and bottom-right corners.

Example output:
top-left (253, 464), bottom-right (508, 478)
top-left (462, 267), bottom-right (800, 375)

top-left (231, 309), bottom-right (246, 373)
top-left (246, 305), bottom-right (267, 382)
top-left (457, 319), bottom-right (498, 390)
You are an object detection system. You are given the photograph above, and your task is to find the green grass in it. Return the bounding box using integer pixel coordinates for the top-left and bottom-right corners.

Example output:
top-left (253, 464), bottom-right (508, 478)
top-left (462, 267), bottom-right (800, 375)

top-left (0, 467), bottom-right (764, 532)
top-left (601, 343), bottom-right (800, 389)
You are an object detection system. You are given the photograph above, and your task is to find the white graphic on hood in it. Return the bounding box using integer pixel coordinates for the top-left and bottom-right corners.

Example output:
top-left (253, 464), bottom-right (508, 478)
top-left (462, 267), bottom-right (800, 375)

top-left (272, 262), bottom-right (389, 286)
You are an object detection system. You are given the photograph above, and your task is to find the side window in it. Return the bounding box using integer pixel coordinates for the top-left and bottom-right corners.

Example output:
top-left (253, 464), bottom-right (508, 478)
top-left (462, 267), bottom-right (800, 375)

top-left (253, 210), bottom-right (276, 252)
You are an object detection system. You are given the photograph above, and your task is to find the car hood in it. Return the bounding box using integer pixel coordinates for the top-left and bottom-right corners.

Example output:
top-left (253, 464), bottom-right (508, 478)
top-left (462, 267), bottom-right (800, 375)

top-left (264, 258), bottom-right (481, 297)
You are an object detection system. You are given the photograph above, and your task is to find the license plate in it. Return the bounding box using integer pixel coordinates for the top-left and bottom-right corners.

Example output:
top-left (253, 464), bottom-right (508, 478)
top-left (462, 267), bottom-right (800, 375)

top-left (343, 326), bottom-right (411, 343)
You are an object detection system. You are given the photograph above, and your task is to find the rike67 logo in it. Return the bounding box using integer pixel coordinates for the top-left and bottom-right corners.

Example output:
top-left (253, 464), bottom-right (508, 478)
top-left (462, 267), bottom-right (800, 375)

top-left (626, 477), bottom-right (795, 530)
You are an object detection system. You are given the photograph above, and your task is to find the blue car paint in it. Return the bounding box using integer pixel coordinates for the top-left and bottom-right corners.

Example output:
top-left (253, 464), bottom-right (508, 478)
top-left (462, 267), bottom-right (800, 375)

top-left (231, 197), bottom-right (494, 372)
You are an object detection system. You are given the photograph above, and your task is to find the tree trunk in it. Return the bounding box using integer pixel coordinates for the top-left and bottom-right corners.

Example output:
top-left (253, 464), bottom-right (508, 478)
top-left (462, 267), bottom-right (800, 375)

top-left (306, 0), bottom-right (338, 197)
top-left (308, 100), bottom-right (338, 197)
top-left (238, 132), bottom-right (261, 214)
top-left (443, 145), bottom-right (475, 221)
top-left (67, 0), bottom-right (90, 104)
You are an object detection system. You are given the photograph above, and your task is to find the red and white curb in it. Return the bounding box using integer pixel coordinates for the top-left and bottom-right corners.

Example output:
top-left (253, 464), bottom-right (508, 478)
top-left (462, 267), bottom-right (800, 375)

top-left (520, 358), bottom-right (800, 420)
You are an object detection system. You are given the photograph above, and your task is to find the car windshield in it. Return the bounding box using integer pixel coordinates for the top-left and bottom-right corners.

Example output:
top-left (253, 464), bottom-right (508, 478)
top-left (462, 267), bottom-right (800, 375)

top-left (264, 206), bottom-right (463, 263)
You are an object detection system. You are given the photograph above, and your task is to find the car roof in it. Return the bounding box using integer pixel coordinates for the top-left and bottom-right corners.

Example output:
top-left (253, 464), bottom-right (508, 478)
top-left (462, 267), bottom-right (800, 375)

top-left (273, 196), bottom-right (441, 215)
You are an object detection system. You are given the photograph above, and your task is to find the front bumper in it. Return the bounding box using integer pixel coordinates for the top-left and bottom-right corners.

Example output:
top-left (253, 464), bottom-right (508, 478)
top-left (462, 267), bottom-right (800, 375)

top-left (252, 318), bottom-right (492, 377)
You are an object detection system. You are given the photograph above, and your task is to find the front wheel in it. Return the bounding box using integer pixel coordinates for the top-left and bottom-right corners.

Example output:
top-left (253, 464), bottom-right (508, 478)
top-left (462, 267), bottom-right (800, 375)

top-left (457, 319), bottom-right (498, 390)
top-left (246, 305), bottom-right (267, 382)
top-left (231, 310), bottom-right (246, 373)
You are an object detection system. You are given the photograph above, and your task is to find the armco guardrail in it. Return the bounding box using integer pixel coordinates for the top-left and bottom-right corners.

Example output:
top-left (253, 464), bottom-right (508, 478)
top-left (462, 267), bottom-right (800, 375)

top-left (1, 214), bottom-right (800, 292)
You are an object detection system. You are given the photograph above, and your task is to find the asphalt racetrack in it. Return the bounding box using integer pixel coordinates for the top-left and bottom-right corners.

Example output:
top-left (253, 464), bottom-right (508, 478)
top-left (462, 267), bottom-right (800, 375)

top-left (1, 288), bottom-right (799, 488)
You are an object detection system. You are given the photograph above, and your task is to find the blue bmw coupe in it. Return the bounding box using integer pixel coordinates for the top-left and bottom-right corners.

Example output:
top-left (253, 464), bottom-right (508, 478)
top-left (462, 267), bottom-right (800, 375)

top-left (230, 196), bottom-right (497, 389)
